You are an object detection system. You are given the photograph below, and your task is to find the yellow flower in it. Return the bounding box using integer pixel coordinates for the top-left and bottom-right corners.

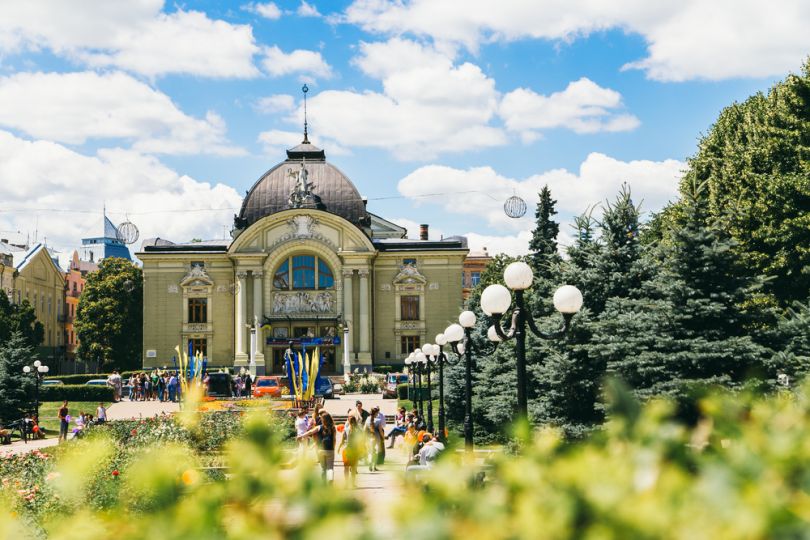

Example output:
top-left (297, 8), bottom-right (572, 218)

top-left (181, 469), bottom-right (199, 486)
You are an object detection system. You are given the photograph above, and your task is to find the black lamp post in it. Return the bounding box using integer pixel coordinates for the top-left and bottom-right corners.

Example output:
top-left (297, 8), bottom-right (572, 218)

top-left (414, 347), bottom-right (435, 433)
top-left (22, 360), bottom-right (49, 420)
top-left (406, 353), bottom-right (425, 419)
top-left (481, 261), bottom-right (583, 421)
top-left (442, 310), bottom-right (478, 452)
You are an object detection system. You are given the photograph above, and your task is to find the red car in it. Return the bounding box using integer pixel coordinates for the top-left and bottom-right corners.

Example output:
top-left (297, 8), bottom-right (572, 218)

top-left (253, 376), bottom-right (282, 398)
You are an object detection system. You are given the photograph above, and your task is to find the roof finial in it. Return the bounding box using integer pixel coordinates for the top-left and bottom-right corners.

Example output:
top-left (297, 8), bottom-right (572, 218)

top-left (301, 83), bottom-right (309, 144)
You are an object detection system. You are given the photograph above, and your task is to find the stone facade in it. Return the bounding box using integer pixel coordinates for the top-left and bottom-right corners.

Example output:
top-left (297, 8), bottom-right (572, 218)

top-left (138, 141), bottom-right (468, 374)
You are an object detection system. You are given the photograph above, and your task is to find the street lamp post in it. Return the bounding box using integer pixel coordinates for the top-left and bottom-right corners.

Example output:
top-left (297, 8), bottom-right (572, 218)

top-left (444, 310), bottom-right (477, 452)
top-left (22, 360), bottom-right (49, 420)
top-left (417, 347), bottom-right (433, 432)
top-left (433, 337), bottom-right (449, 440)
top-left (481, 261), bottom-right (583, 421)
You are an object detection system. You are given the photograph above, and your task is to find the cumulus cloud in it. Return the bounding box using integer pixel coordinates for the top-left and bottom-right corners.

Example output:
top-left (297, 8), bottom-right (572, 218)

top-left (0, 0), bottom-right (259, 78)
top-left (0, 130), bottom-right (242, 262)
top-left (297, 1), bottom-right (322, 17)
top-left (499, 78), bottom-right (640, 139)
top-left (299, 38), bottom-right (505, 160)
top-left (245, 2), bottom-right (283, 19)
top-left (397, 152), bottom-right (685, 231)
top-left (343, 0), bottom-right (810, 81)
top-left (261, 46), bottom-right (333, 79)
top-left (255, 94), bottom-right (296, 113)
top-left (0, 71), bottom-right (243, 156)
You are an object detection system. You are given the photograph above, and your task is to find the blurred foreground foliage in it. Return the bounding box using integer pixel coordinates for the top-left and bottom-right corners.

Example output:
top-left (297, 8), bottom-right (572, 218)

top-left (5, 382), bottom-right (810, 538)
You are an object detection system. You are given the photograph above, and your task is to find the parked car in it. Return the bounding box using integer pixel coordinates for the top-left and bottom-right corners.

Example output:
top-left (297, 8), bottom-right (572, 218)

top-left (85, 379), bottom-right (109, 386)
top-left (41, 380), bottom-right (64, 386)
top-left (206, 372), bottom-right (233, 398)
top-left (315, 377), bottom-right (334, 399)
top-left (382, 373), bottom-right (409, 399)
top-left (252, 376), bottom-right (282, 398)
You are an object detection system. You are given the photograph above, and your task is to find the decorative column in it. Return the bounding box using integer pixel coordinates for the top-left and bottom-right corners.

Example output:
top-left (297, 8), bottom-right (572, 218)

top-left (235, 271), bottom-right (248, 364)
top-left (252, 271), bottom-right (265, 373)
top-left (342, 269), bottom-right (354, 364)
top-left (358, 269), bottom-right (370, 358)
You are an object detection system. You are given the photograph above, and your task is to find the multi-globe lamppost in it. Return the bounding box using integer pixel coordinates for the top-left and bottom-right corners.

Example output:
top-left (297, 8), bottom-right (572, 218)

top-left (404, 352), bottom-right (426, 419)
top-left (481, 261), bottom-right (583, 421)
top-left (22, 360), bottom-right (49, 420)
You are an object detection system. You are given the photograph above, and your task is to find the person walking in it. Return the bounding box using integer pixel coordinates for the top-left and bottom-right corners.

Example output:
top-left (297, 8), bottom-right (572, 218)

top-left (57, 400), bottom-right (69, 443)
top-left (339, 415), bottom-right (363, 488)
top-left (364, 407), bottom-right (383, 472)
top-left (298, 410), bottom-right (337, 484)
top-left (244, 372), bottom-right (252, 398)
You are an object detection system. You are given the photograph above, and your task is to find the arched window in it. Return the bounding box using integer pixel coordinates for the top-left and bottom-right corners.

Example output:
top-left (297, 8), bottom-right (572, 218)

top-left (273, 255), bottom-right (334, 290)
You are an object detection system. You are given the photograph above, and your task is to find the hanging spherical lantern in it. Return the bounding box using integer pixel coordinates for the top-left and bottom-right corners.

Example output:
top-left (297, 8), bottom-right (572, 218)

top-left (504, 195), bottom-right (527, 219)
top-left (116, 221), bottom-right (140, 245)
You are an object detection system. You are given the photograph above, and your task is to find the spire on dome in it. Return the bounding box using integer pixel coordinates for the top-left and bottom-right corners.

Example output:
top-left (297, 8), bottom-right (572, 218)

top-left (302, 83), bottom-right (309, 144)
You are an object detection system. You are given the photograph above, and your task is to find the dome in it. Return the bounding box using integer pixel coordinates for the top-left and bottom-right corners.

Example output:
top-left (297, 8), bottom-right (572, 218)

top-left (235, 141), bottom-right (370, 232)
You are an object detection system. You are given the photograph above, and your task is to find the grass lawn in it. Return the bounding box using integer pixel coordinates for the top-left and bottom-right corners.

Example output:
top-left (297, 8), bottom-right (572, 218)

top-left (36, 401), bottom-right (101, 435)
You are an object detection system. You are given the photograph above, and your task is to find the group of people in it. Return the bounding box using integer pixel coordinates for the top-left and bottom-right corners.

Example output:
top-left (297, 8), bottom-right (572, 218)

top-left (56, 400), bottom-right (107, 442)
top-left (294, 401), bottom-right (445, 487)
top-left (120, 371), bottom-right (183, 402)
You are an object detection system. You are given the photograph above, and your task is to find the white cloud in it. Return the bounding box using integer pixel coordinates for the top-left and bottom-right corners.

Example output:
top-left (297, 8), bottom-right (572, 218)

top-left (255, 94), bottom-right (296, 113)
top-left (261, 46), bottom-right (333, 79)
top-left (299, 38), bottom-right (505, 160)
top-left (397, 152), bottom-right (685, 231)
top-left (388, 218), bottom-right (444, 241)
top-left (0, 1), bottom-right (259, 78)
top-left (499, 78), bottom-right (640, 138)
top-left (0, 71), bottom-right (243, 156)
top-left (0, 130), bottom-right (243, 260)
top-left (297, 1), bottom-right (322, 17)
top-left (246, 2), bottom-right (283, 20)
top-left (343, 0), bottom-right (810, 81)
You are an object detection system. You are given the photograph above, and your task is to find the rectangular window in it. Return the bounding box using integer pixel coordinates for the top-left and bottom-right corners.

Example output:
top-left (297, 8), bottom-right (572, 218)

top-left (190, 338), bottom-right (207, 358)
top-left (471, 272), bottom-right (481, 286)
top-left (400, 335), bottom-right (419, 355)
top-left (273, 326), bottom-right (289, 338)
top-left (401, 295), bottom-right (419, 321)
top-left (188, 298), bottom-right (208, 323)
top-left (293, 326), bottom-right (315, 338)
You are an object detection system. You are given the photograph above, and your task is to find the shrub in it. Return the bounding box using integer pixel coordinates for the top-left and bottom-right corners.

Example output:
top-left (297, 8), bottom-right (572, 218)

top-left (40, 384), bottom-right (115, 402)
top-left (374, 365), bottom-right (394, 374)
top-left (44, 373), bottom-right (109, 384)
top-left (397, 383), bottom-right (409, 400)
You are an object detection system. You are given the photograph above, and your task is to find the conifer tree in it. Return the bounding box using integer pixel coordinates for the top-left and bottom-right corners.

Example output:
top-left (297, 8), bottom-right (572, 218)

top-left (595, 180), bottom-right (771, 402)
top-left (0, 331), bottom-right (36, 424)
top-left (528, 185), bottom-right (560, 278)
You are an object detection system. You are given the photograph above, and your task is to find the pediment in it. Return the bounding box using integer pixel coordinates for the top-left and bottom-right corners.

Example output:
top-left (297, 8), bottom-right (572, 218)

top-left (393, 263), bottom-right (426, 284)
top-left (180, 264), bottom-right (213, 287)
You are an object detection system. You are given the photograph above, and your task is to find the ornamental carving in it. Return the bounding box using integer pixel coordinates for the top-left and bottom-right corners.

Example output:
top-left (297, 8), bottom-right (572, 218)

top-left (265, 215), bottom-right (337, 252)
top-left (393, 263), bottom-right (426, 285)
top-left (272, 291), bottom-right (335, 314)
top-left (180, 264), bottom-right (213, 287)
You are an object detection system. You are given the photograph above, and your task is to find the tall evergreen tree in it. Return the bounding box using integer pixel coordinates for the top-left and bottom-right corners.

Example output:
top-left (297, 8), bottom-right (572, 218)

top-left (528, 185), bottom-right (560, 277)
top-left (595, 180), bottom-right (771, 402)
top-left (0, 331), bottom-right (36, 424)
top-left (75, 258), bottom-right (143, 370)
top-left (0, 293), bottom-right (43, 349)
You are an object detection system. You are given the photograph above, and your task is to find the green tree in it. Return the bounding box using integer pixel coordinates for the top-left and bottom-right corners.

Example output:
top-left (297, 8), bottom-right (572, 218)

top-left (671, 59), bottom-right (810, 304)
top-left (0, 293), bottom-right (43, 349)
top-left (528, 185), bottom-right (560, 275)
top-left (75, 258), bottom-right (143, 371)
top-left (0, 331), bottom-right (36, 424)
top-left (595, 180), bottom-right (772, 403)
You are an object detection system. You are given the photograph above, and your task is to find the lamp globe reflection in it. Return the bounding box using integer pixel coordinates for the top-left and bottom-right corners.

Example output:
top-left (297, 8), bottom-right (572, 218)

top-left (487, 325), bottom-right (502, 342)
top-left (553, 285), bottom-right (584, 314)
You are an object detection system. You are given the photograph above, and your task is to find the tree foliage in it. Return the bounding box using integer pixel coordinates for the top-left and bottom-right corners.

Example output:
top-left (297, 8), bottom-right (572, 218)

top-left (75, 258), bottom-right (143, 371)
top-left (0, 331), bottom-right (36, 424)
top-left (0, 293), bottom-right (43, 350)
top-left (671, 60), bottom-right (810, 304)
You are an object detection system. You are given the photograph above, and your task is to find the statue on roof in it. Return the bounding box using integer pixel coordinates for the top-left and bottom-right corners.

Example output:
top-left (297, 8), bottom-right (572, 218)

top-left (287, 158), bottom-right (322, 209)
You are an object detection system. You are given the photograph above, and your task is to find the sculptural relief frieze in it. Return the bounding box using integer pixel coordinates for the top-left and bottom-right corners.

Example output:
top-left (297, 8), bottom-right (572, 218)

top-left (272, 290), bottom-right (335, 314)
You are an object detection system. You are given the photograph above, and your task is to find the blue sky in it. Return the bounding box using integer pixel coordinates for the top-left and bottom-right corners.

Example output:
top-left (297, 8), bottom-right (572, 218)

top-left (0, 0), bottom-right (806, 260)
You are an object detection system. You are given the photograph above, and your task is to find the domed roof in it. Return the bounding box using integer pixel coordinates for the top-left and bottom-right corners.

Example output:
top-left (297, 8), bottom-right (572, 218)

top-left (235, 140), bottom-right (370, 232)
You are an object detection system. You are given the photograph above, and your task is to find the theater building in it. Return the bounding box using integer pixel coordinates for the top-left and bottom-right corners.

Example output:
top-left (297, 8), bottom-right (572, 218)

top-left (138, 137), bottom-right (468, 374)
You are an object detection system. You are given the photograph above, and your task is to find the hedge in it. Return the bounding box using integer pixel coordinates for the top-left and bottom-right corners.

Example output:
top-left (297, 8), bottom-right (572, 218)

top-left (40, 384), bottom-right (115, 402)
top-left (397, 383), bottom-right (410, 400)
top-left (44, 374), bottom-right (109, 384)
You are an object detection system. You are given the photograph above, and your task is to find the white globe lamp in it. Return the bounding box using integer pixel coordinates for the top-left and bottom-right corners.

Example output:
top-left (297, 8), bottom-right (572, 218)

top-left (487, 325), bottom-right (502, 342)
top-left (33, 360), bottom-right (41, 368)
top-left (444, 323), bottom-right (464, 343)
top-left (553, 285), bottom-right (584, 314)
top-left (459, 310), bottom-right (476, 328)
top-left (435, 333), bottom-right (447, 346)
top-left (480, 284), bottom-right (512, 315)
top-left (503, 261), bottom-right (534, 290)
top-left (23, 365), bottom-right (31, 373)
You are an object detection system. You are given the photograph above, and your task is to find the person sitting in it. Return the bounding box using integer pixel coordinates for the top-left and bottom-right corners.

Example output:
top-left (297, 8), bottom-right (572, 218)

top-left (385, 407), bottom-right (408, 448)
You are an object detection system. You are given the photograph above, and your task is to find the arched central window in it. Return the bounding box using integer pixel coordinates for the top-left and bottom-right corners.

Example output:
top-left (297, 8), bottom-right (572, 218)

top-left (273, 255), bottom-right (334, 290)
